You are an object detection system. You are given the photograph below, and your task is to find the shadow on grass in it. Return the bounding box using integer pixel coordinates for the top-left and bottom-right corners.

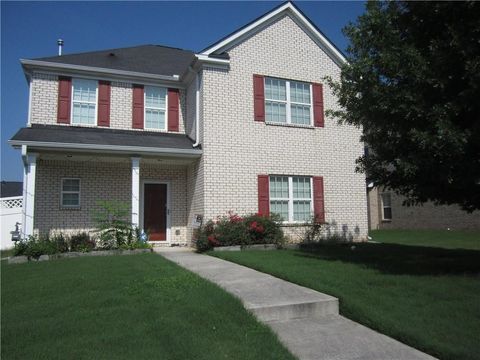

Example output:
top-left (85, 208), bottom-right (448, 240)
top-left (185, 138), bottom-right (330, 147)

top-left (296, 243), bottom-right (480, 276)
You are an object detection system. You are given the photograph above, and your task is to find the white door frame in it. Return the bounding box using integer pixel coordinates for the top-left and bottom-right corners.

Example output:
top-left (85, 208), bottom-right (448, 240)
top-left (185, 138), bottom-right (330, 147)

top-left (140, 180), bottom-right (171, 243)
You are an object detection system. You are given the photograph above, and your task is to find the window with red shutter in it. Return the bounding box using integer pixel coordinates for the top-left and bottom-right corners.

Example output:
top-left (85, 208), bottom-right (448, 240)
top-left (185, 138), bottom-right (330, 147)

top-left (168, 88), bottom-right (179, 132)
top-left (97, 81), bottom-right (111, 127)
top-left (253, 74), bottom-right (265, 121)
top-left (312, 83), bottom-right (324, 127)
top-left (132, 84), bottom-right (144, 129)
top-left (57, 77), bottom-right (72, 124)
top-left (258, 175), bottom-right (270, 215)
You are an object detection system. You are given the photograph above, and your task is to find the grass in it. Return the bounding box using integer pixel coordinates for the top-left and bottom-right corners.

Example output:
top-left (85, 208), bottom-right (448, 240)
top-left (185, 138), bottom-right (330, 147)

top-left (211, 237), bottom-right (480, 360)
top-left (1, 253), bottom-right (294, 360)
top-left (370, 229), bottom-right (480, 250)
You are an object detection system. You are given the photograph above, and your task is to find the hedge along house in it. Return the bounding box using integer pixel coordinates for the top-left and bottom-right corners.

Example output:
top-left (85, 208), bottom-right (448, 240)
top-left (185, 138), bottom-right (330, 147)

top-left (10, 2), bottom-right (368, 245)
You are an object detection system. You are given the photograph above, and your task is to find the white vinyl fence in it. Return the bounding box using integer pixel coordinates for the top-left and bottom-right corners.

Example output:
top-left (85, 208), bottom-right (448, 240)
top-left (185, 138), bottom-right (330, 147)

top-left (1, 196), bottom-right (23, 250)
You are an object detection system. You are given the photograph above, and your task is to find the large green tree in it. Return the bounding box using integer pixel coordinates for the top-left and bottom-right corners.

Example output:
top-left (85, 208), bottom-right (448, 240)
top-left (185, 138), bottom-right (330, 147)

top-left (329, 1), bottom-right (480, 211)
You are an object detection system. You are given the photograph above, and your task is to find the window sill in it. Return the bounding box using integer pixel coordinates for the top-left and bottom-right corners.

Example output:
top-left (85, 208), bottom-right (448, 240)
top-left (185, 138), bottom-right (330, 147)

top-left (381, 219), bottom-right (392, 222)
top-left (265, 121), bottom-right (315, 129)
top-left (61, 206), bottom-right (81, 210)
top-left (279, 222), bottom-right (311, 227)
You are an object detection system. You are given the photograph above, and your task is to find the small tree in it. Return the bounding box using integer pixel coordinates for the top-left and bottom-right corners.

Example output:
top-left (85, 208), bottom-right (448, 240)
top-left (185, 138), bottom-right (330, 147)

top-left (92, 200), bottom-right (134, 248)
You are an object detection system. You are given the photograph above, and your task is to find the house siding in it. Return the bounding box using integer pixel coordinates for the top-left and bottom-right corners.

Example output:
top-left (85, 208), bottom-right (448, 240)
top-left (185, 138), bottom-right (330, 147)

top-left (369, 187), bottom-right (480, 231)
top-left (29, 72), bottom-right (186, 134)
top-left (201, 14), bottom-right (368, 240)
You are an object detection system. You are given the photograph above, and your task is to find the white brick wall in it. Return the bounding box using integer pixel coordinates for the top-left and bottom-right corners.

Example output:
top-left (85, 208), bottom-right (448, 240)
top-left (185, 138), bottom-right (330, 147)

top-left (200, 14), bottom-right (368, 240)
top-left (30, 72), bottom-right (186, 134)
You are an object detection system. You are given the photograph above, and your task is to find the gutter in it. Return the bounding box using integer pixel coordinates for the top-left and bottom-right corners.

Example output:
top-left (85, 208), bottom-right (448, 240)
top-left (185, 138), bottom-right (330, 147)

top-left (20, 59), bottom-right (181, 83)
top-left (192, 72), bottom-right (201, 148)
top-left (10, 140), bottom-right (202, 157)
top-left (194, 54), bottom-right (230, 66)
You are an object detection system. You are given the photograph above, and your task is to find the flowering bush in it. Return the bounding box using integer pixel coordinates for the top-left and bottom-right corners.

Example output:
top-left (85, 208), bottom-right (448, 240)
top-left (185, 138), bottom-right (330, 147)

top-left (194, 212), bottom-right (284, 252)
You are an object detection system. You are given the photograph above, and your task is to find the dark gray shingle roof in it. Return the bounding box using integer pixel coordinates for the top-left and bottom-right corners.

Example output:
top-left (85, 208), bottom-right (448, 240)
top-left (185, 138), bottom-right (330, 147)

top-left (34, 45), bottom-right (196, 77)
top-left (11, 125), bottom-right (200, 152)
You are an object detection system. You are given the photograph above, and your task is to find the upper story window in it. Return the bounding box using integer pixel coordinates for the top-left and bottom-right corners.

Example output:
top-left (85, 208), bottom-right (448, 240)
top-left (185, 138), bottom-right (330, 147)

top-left (72, 79), bottom-right (97, 125)
top-left (270, 176), bottom-right (313, 222)
top-left (265, 77), bottom-right (312, 126)
top-left (144, 86), bottom-right (167, 130)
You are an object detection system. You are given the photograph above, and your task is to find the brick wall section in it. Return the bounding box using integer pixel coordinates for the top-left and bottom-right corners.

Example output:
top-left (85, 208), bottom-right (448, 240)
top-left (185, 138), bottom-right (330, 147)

top-left (34, 159), bottom-right (189, 243)
top-left (30, 72), bottom-right (186, 134)
top-left (370, 187), bottom-right (480, 231)
top-left (201, 15), bottom-right (368, 240)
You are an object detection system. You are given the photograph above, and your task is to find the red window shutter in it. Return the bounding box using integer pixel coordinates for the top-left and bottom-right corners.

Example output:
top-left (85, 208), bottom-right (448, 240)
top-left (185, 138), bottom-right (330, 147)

top-left (312, 83), bottom-right (324, 127)
top-left (168, 88), bottom-right (179, 132)
top-left (132, 84), bottom-right (144, 129)
top-left (97, 81), bottom-right (111, 127)
top-left (57, 76), bottom-right (72, 124)
top-left (313, 176), bottom-right (325, 223)
top-left (258, 175), bottom-right (270, 215)
top-left (253, 74), bottom-right (265, 122)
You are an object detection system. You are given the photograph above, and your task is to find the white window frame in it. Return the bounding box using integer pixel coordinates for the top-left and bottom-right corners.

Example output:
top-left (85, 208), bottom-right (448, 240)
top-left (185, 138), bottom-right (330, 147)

top-left (265, 77), bottom-right (313, 126)
top-left (270, 176), bottom-right (314, 223)
top-left (144, 85), bottom-right (168, 131)
top-left (381, 192), bottom-right (392, 221)
top-left (61, 178), bottom-right (81, 208)
top-left (71, 78), bottom-right (98, 126)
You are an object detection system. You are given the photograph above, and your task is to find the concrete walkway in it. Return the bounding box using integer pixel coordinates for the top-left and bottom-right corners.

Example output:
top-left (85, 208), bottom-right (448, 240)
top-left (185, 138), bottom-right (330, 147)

top-left (157, 249), bottom-right (436, 360)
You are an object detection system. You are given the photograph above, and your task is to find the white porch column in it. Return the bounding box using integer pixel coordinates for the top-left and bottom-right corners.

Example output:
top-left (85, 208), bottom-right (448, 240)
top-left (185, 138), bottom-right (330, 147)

top-left (24, 153), bottom-right (37, 238)
top-left (131, 157), bottom-right (141, 228)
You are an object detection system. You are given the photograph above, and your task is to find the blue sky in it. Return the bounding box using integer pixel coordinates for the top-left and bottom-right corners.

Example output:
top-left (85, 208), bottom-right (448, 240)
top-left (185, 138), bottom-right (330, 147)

top-left (1, 1), bottom-right (365, 181)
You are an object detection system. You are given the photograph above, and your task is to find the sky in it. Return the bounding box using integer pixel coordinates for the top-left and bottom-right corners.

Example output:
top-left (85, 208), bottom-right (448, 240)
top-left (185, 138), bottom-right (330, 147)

top-left (1, 1), bottom-right (365, 182)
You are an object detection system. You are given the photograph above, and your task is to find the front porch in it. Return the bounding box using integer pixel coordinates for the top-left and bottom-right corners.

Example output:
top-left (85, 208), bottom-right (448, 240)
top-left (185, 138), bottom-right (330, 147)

top-left (10, 125), bottom-right (203, 245)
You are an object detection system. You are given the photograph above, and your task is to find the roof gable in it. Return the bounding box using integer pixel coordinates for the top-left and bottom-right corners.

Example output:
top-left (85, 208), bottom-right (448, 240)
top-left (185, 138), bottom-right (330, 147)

top-left (200, 1), bottom-right (346, 67)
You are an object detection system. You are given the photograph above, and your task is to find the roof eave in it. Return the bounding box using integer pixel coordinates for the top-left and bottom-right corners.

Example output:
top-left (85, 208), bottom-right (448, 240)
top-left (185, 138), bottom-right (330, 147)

top-left (9, 139), bottom-right (202, 158)
top-left (20, 59), bottom-right (183, 85)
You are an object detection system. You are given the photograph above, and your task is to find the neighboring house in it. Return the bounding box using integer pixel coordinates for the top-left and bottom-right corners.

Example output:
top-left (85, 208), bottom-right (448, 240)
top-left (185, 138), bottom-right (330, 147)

top-left (9, 2), bottom-right (368, 245)
top-left (368, 186), bottom-right (480, 231)
top-left (0, 181), bottom-right (23, 249)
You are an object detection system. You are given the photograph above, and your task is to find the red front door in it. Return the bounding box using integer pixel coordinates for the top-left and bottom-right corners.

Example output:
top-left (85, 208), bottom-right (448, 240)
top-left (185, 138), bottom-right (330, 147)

top-left (144, 184), bottom-right (167, 241)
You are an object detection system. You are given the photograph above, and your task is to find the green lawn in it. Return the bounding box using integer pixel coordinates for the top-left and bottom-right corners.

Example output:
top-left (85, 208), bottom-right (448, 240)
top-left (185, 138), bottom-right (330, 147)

top-left (211, 240), bottom-right (480, 360)
top-left (370, 229), bottom-right (480, 250)
top-left (1, 254), bottom-right (294, 360)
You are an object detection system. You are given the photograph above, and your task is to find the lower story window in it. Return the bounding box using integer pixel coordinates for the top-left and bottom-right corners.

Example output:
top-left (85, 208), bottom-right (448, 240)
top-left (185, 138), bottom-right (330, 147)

top-left (270, 176), bottom-right (312, 222)
top-left (61, 178), bottom-right (80, 208)
top-left (381, 193), bottom-right (392, 220)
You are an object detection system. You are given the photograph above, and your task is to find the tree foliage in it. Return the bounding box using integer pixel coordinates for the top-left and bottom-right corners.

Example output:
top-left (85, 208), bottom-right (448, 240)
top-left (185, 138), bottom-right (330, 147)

top-left (328, 1), bottom-right (480, 211)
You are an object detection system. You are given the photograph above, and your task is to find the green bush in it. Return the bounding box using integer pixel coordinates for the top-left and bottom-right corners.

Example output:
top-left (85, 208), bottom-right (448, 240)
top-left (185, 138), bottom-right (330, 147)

top-left (70, 232), bottom-right (95, 252)
top-left (93, 200), bottom-right (134, 249)
top-left (50, 233), bottom-right (69, 253)
top-left (194, 212), bottom-right (284, 252)
top-left (14, 235), bottom-right (59, 259)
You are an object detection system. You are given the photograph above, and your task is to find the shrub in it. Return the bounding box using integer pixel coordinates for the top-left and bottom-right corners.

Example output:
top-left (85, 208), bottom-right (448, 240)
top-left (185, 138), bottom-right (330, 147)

top-left (50, 233), bottom-right (69, 253)
top-left (70, 232), bottom-right (95, 252)
top-left (194, 212), bottom-right (284, 252)
top-left (93, 200), bottom-right (133, 249)
top-left (14, 235), bottom-right (59, 259)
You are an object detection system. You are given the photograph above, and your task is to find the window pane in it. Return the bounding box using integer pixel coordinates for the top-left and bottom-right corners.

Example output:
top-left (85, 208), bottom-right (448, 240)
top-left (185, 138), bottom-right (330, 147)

top-left (293, 200), bottom-right (311, 221)
top-left (62, 193), bottom-right (79, 206)
top-left (72, 103), bottom-right (96, 125)
top-left (265, 78), bottom-right (286, 101)
top-left (270, 176), bottom-right (289, 198)
top-left (62, 179), bottom-right (80, 192)
top-left (291, 104), bottom-right (311, 125)
top-left (266, 101), bottom-right (286, 123)
top-left (145, 109), bottom-right (165, 129)
top-left (145, 86), bottom-right (166, 108)
top-left (293, 177), bottom-right (311, 199)
top-left (290, 81), bottom-right (310, 104)
top-left (270, 200), bottom-right (288, 221)
top-left (73, 79), bottom-right (97, 103)
top-left (381, 193), bottom-right (392, 207)
top-left (383, 207), bottom-right (392, 220)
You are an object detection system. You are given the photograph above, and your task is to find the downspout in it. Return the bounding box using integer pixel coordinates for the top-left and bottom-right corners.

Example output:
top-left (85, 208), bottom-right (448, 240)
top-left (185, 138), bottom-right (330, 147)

top-left (192, 72), bottom-right (201, 148)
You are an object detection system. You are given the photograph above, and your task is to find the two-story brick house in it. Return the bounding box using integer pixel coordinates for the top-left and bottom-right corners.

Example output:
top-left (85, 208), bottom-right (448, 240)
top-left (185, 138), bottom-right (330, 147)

top-left (10, 2), bottom-right (368, 245)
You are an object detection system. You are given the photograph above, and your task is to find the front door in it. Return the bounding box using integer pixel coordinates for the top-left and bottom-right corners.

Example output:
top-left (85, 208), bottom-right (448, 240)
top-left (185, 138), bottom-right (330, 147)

top-left (143, 183), bottom-right (167, 241)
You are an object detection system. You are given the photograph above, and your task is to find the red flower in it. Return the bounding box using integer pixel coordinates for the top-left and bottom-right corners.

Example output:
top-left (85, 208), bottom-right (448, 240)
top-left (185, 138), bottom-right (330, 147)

top-left (208, 235), bottom-right (220, 246)
top-left (249, 221), bottom-right (265, 234)
top-left (229, 214), bottom-right (243, 224)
